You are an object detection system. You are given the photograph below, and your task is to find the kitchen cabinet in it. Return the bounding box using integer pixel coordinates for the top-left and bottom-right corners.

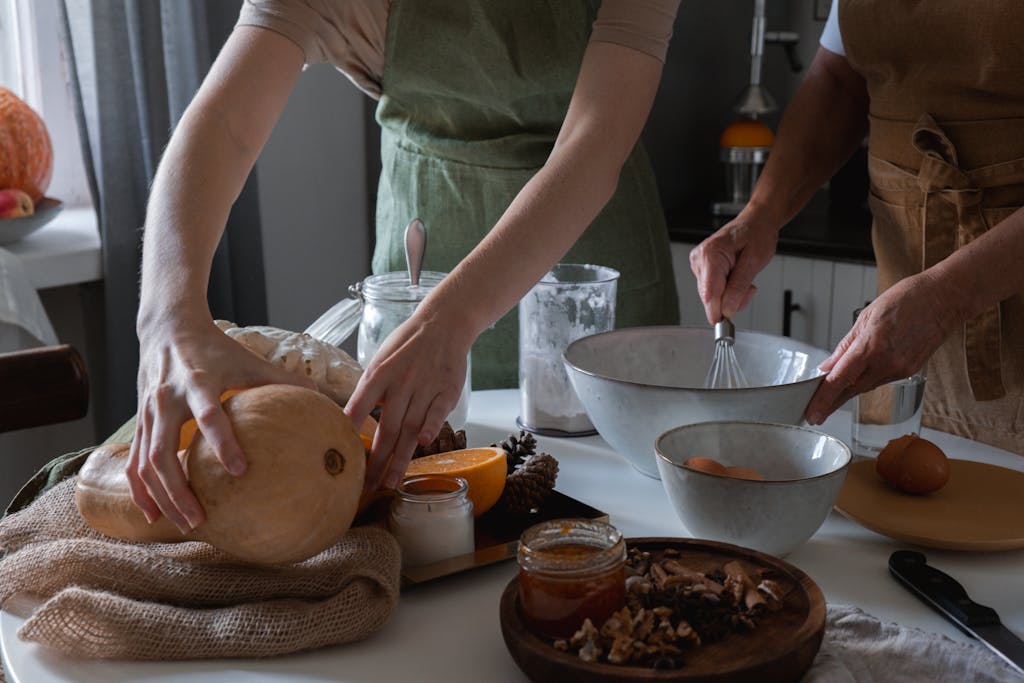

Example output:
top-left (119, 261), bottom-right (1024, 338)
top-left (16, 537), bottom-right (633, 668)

top-left (670, 242), bottom-right (876, 352)
top-left (828, 261), bottom-right (878, 349)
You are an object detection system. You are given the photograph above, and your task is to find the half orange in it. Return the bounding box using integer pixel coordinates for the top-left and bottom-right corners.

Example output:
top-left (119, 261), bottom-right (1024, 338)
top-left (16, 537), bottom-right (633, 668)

top-left (178, 388), bottom-right (244, 449)
top-left (359, 414), bottom-right (378, 452)
top-left (719, 118), bottom-right (774, 148)
top-left (404, 447), bottom-right (507, 517)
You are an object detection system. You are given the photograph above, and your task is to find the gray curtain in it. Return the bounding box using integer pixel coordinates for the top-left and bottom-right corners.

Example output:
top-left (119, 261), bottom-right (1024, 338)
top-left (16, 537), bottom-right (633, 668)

top-left (58, 0), bottom-right (268, 435)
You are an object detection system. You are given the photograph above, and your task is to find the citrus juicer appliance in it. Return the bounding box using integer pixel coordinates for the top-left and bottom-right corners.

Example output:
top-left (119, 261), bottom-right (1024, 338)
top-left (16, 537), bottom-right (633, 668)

top-left (712, 0), bottom-right (800, 217)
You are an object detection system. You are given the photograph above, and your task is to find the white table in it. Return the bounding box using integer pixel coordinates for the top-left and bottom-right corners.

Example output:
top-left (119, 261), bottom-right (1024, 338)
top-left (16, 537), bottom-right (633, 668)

top-left (3, 389), bottom-right (1023, 682)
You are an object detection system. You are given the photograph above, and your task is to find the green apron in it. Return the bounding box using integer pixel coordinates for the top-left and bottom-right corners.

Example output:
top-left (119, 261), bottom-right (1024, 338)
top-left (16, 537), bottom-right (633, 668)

top-left (373, 0), bottom-right (679, 389)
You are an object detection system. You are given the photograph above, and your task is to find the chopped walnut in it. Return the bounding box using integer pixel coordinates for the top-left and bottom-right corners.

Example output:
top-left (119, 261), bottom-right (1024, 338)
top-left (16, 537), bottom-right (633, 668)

top-left (570, 618), bottom-right (604, 663)
top-left (676, 620), bottom-right (701, 646)
top-left (625, 574), bottom-right (652, 595)
top-left (557, 548), bottom-right (793, 669)
top-left (757, 577), bottom-right (787, 610)
top-left (578, 638), bottom-right (602, 663)
top-left (607, 633), bottom-right (636, 664)
top-left (723, 560), bottom-right (768, 612)
top-left (569, 618), bottom-right (600, 649)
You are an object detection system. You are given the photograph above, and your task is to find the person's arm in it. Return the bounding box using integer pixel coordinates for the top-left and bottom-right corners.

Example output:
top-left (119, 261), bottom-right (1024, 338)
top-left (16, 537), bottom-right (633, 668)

top-left (344, 40), bottom-right (667, 492)
top-left (689, 47), bottom-right (869, 324)
top-left (807, 208), bottom-right (1024, 423)
top-left (128, 26), bottom-right (312, 533)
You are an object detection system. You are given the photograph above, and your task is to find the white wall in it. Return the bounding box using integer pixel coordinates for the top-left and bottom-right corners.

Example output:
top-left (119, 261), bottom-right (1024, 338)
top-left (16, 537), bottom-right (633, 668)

top-left (257, 63), bottom-right (373, 345)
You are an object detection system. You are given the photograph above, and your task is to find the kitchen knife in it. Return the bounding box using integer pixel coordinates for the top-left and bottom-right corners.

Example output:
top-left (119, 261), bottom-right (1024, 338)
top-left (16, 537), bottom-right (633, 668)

top-left (889, 550), bottom-right (1024, 676)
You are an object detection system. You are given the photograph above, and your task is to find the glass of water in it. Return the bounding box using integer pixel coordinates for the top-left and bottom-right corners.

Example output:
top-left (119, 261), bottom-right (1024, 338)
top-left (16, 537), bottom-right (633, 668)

top-left (851, 371), bottom-right (927, 458)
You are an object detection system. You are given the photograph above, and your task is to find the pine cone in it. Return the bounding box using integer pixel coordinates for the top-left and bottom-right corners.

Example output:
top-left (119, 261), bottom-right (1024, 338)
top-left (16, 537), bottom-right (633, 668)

top-left (413, 421), bottom-right (467, 459)
top-left (493, 430), bottom-right (538, 475)
top-left (499, 452), bottom-right (559, 514)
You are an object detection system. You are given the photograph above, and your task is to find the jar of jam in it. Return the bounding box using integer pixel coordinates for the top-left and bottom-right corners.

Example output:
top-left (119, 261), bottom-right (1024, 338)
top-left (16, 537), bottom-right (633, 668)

top-left (516, 519), bottom-right (627, 639)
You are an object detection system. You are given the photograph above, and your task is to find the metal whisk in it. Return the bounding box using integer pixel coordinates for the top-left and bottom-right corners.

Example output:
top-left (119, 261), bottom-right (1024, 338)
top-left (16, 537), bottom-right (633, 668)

top-left (704, 317), bottom-right (749, 389)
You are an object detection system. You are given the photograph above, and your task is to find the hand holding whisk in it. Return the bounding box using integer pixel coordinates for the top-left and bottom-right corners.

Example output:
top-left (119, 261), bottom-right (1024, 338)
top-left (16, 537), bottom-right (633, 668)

top-left (704, 317), bottom-right (749, 389)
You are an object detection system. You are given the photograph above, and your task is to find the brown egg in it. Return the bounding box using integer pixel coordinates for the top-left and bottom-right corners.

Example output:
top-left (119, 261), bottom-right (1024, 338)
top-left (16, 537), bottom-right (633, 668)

top-left (875, 434), bottom-right (916, 483)
top-left (875, 434), bottom-right (950, 495)
top-left (683, 457), bottom-right (728, 476)
top-left (723, 466), bottom-right (765, 481)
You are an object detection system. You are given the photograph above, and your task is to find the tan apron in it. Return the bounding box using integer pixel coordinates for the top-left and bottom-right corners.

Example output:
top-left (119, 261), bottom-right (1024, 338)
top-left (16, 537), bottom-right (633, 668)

top-left (841, 0), bottom-right (1024, 454)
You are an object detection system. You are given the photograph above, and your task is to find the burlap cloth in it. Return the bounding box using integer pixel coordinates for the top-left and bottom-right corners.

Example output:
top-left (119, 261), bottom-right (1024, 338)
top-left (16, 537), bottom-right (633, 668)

top-left (0, 477), bottom-right (401, 666)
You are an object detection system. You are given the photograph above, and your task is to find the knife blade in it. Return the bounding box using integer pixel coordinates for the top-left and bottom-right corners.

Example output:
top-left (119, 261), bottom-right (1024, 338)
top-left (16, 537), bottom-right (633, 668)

top-left (889, 550), bottom-right (1024, 676)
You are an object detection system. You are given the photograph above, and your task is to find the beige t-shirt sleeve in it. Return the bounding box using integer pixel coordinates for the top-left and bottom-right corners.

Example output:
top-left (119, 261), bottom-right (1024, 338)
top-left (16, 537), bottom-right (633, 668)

top-left (236, 0), bottom-right (387, 97)
top-left (591, 0), bottom-right (681, 63)
top-left (235, 0), bottom-right (680, 100)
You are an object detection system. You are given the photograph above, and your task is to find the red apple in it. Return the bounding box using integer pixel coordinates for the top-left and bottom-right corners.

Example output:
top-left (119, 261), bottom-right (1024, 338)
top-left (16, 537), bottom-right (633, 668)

top-left (0, 188), bottom-right (34, 218)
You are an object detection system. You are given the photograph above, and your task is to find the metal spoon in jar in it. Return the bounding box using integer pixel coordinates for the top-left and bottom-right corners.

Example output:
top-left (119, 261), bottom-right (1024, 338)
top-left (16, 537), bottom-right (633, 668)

top-left (405, 218), bottom-right (426, 289)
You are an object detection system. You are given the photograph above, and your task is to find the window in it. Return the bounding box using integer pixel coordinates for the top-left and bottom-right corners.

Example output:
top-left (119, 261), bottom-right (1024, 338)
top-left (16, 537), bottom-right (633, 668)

top-left (1, 0), bottom-right (92, 210)
top-left (0, 1), bottom-right (22, 88)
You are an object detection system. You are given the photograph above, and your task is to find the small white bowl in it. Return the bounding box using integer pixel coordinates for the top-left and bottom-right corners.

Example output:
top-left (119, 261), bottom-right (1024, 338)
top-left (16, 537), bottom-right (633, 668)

top-left (655, 420), bottom-right (851, 557)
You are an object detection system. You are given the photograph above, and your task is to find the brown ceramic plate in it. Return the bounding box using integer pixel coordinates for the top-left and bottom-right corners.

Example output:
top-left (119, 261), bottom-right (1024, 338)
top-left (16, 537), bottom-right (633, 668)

top-left (500, 537), bottom-right (825, 683)
top-left (399, 490), bottom-right (608, 588)
top-left (835, 458), bottom-right (1024, 551)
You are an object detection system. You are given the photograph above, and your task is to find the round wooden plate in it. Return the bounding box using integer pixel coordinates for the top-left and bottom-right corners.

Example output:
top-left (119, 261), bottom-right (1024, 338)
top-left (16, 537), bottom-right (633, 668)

top-left (499, 537), bottom-right (825, 683)
top-left (835, 459), bottom-right (1024, 551)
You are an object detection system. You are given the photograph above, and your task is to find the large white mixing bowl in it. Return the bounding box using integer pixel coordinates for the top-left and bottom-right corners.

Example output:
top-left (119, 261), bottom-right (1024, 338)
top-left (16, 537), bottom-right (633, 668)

top-left (562, 326), bottom-right (830, 478)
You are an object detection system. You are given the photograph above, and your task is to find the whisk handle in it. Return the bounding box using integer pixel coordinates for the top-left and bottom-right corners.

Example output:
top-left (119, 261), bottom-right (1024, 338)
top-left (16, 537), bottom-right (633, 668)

top-left (713, 318), bottom-right (736, 344)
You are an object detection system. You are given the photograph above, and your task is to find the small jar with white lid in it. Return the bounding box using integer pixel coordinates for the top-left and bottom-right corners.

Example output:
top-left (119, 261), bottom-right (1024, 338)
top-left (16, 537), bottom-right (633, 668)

top-left (388, 474), bottom-right (475, 567)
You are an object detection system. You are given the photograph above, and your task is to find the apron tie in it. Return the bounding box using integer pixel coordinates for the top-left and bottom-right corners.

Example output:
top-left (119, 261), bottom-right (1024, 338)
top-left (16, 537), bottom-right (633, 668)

top-left (912, 114), bottom-right (1005, 401)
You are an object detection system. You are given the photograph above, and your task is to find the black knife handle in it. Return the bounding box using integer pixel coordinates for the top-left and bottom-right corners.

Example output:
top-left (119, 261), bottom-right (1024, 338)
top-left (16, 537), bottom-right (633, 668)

top-left (889, 550), bottom-right (1001, 629)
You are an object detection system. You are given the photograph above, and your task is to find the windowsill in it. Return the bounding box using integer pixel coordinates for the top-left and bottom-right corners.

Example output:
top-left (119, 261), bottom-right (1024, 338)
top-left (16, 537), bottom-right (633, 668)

top-left (4, 206), bottom-right (102, 290)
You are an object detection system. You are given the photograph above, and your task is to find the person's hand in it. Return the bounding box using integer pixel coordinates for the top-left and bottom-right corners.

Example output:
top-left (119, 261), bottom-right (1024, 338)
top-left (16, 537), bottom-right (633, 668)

top-left (689, 212), bottom-right (780, 323)
top-left (127, 316), bottom-right (315, 533)
top-left (344, 310), bottom-right (473, 495)
top-left (805, 272), bottom-right (955, 425)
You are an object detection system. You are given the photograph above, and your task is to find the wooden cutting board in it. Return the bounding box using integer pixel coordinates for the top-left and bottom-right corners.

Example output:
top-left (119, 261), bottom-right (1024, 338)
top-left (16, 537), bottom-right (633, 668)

top-left (500, 537), bottom-right (825, 683)
top-left (835, 459), bottom-right (1024, 551)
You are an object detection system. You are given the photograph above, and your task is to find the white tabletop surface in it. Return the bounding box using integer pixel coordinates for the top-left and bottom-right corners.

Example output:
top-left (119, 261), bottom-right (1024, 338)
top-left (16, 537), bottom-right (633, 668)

top-left (3, 388), bottom-right (1023, 682)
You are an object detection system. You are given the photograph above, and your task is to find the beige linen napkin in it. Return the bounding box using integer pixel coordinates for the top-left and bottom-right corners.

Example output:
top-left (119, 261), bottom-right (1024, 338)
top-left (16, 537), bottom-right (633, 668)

top-left (805, 604), bottom-right (1022, 682)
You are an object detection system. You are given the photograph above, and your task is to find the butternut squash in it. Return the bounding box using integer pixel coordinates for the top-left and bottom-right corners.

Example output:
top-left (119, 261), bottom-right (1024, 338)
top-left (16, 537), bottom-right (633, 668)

top-left (75, 384), bottom-right (366, 565)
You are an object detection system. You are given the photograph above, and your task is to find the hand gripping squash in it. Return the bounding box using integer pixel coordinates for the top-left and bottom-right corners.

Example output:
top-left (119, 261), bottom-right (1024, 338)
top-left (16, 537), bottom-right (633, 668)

top-left (75, 384), bottom-right (366, 565)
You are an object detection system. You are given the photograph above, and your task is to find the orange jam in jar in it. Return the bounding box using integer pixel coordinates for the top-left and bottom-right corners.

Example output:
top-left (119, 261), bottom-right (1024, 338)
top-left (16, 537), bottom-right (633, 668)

top-left (516, 519), bottom-right (627, 639)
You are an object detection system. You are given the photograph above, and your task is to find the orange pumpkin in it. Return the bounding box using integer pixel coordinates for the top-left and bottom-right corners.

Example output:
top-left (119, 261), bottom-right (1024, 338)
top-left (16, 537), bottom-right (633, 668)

top-left (0, 87), bottom-right (53, 202)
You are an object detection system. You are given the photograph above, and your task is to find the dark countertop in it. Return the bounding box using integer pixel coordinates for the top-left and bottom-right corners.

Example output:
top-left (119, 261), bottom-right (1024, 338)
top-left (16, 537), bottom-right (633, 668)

top-left (666, 191), bottom-right (875, 264)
